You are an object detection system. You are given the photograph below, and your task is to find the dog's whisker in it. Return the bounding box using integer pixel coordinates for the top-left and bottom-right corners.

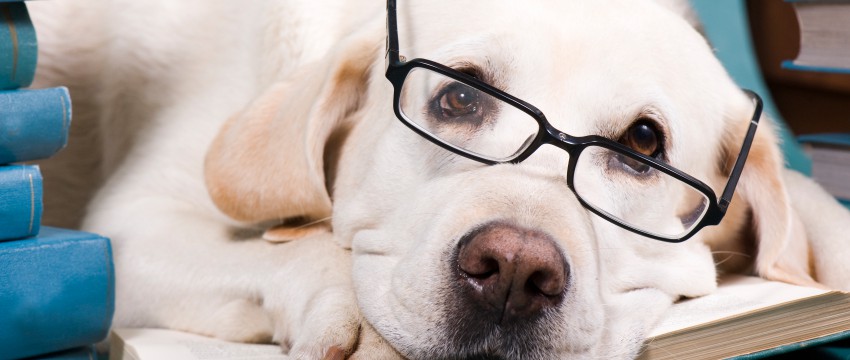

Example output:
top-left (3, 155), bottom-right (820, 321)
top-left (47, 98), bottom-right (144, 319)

top-left (710, 251), bottom-right (751, 257)
top-left (712, 251), bottom-right (750, 267)
top-left (293, 216), bottom-right (332, 229)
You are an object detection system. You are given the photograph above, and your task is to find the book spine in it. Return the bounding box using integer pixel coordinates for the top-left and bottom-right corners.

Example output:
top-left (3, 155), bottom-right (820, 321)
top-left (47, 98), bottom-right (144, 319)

top-left (798, 133), bottom-right (850, 147)
top-left (0, 87), bottom-right (71, 164)
top-left (0, 164), bottom-right (41, 241)
top-left (0, 227), bottom-right (114, 359)
top-left (0, 2), bottom-right (36, 90)
top-left (783, 60), bottom-right (850, 74)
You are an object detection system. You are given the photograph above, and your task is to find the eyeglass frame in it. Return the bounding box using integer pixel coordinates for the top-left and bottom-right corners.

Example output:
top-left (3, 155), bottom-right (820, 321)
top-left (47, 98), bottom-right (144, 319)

top-left (383, 0), bottom-right (763, 243)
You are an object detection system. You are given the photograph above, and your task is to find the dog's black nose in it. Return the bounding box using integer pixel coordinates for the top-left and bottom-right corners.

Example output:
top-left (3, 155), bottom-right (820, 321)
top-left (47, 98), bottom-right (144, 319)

top-left (455, 221), bottom-right (568, 324)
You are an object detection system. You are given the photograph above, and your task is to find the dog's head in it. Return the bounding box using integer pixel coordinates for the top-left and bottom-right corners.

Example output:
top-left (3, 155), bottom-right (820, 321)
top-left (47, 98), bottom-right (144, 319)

top-left (204, 0), bottom-right (817, 358)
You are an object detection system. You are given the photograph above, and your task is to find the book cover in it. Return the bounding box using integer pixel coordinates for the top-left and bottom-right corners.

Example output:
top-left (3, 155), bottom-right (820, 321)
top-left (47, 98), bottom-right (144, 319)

top-left (0, 87), bottom-right (72, 164)
top-left (798, 133), bottom-right (850, 148)
top-left (731, 330), bottom-right (850, 359)
top-left (0, 164), bottom-right (42, 241)
top-left (0, 227), bottom-right (115, 360)
top-left (27, 345), bottom-right (100, 360)
top-left (0, 1), bottom-right (36, 90)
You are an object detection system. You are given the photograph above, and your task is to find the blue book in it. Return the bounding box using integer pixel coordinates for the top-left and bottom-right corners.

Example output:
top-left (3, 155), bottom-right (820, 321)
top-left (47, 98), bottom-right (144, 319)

top-left (782, 60), bottom-right (850, 75)
top-left (0, 87), bottom-right (72, 164)
top-left (0, 164), bottom-right (42, 241)
top-left (0, 227), bottom-right (114, 360)
top-left (798, 133), bottom-right (850, 148)
top-left (0, 1), bottom-right (37, 90)
top-left (24, 345), bottom-right (99, 360)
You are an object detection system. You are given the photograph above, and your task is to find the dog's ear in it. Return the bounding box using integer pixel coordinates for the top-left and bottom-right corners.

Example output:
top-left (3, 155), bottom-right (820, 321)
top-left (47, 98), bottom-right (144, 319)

top-left (718, 101), bottom-right (821, 287)
top-left (204, 23), bottom-right (382, 233)
top-left (782, 169), bottom-right (850, 290)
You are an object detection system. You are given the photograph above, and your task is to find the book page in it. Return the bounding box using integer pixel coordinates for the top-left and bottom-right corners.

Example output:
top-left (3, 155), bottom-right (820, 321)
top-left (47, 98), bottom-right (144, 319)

top-left (649, 275), bottom-right (828, 337)
top-left (111, 328), bottom-right (289, 360)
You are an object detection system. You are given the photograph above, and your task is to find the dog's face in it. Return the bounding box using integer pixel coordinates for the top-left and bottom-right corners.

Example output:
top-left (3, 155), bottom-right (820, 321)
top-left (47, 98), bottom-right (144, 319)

top-left (205, 0), bottom-right (813, 358)
top-left (336, 1), bottom-right (742, 358)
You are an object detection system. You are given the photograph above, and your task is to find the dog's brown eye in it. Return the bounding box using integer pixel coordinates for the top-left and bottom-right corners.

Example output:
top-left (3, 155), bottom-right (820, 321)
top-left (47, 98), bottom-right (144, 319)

top-left (620, 120), bottom-right (662, 157)
top-left (438, 82), bottom-right (481, 117)
top-left (610, 120), bottom-right (664, 174)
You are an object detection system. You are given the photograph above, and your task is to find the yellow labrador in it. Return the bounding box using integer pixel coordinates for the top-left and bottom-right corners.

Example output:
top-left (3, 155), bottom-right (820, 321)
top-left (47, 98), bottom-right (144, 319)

top-left (31, 0), bottom-right (850, 358)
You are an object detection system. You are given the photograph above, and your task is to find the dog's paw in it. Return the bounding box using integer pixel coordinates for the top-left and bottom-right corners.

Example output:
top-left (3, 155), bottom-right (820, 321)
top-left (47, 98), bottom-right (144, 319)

top-left (317, 322), bottom-right (404, 360)
top-left (285, 286), bottom-right (403, 360)
top-left (285, 286), bottom-right (363, 359)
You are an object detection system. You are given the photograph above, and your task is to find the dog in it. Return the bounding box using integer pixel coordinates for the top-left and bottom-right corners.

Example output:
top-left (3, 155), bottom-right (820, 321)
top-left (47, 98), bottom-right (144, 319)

top-left (29, 0), bottom-right (850, 358)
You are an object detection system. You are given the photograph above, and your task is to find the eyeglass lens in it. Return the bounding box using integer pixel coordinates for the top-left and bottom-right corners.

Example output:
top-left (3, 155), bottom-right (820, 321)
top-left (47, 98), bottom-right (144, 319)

top-left (572, 146), bottom-right (710, 239)
top-left (399, 67), bottom-right (539, 162)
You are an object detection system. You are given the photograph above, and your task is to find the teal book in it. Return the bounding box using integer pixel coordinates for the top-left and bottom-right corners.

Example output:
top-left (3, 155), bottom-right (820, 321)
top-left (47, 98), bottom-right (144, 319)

top-left (0, 164), bottom-right (41, 241)
top-left (0, 1), bottom-right (37, 90)
top-left (782, 60), bottom-right (850, 75)
top-left (798, 133), bottom-right (850, 148)
top-left (0, 227), bottom-right (114, 360)
top-left (0, 87), bottom-right (72, 164)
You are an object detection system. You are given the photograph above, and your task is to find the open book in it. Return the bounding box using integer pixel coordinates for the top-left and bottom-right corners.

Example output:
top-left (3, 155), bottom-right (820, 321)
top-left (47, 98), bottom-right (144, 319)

top-left (109, 328), bottom-right (289, 360)
top-left (110, 275), bottom-right (850, 360)
top-left (640, 275), bottom-right (850, 359)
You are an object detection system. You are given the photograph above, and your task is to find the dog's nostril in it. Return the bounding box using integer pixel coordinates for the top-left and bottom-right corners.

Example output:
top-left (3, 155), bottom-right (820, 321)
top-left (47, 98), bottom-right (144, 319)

top-left (459, 253), bottom-right (503, 295)
top-left (454, 221), bottom-right (569, 323)
top-left (460, 257), bottom-right (500, 279)
top-left (527, 266), bottom-right (569, 298)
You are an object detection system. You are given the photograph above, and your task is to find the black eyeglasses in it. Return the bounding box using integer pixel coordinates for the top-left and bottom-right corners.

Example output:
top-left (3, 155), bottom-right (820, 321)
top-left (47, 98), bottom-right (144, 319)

top-left (384, 0), bottom-right (762, 242)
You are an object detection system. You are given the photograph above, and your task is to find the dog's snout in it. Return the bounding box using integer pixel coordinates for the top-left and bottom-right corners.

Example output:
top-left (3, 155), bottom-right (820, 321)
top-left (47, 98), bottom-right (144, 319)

top-left (455, 222), bottom-right (568, 324)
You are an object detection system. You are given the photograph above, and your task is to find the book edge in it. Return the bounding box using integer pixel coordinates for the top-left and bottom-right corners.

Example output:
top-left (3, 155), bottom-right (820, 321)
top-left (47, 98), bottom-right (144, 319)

top-left (650, 291), bottom-right (846, 339)
top-left (783, 60), bottom-right (850, 74)
top-left (730, 329), bottom-right (850, 359)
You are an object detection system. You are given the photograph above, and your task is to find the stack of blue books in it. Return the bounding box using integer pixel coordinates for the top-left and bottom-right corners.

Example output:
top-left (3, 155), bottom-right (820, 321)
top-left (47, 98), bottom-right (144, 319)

top-left (0, 1), bottom-right (114, 359)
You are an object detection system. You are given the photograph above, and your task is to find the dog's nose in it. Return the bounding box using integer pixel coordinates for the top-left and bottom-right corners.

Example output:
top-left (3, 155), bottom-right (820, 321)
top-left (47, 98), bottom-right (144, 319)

top-left (455, 221), bottom-right (568, 324)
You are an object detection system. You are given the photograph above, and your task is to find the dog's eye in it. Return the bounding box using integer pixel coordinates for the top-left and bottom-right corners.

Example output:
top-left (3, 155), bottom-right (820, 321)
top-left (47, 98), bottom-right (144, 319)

top-left (437, 81), bottom-right (482, 118)
top-left (621, 120), bottom-right (662, 157)
top-left (613, 120), bottom-right (664, 174)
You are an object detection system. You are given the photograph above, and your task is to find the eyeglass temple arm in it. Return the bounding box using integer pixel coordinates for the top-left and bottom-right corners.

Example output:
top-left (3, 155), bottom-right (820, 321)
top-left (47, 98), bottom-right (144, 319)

top-left (386, 0), bottom-right (402, 65)
top-left (718, 89), bottom-right (763, 212)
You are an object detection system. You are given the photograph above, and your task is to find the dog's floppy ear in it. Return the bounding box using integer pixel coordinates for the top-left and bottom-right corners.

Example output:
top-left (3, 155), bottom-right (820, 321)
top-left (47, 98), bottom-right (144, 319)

top-left (782, 169), bottom-right (850, 290)
top-left (719, 101), bottom-right (820, 287)
top-left (204, 23), bottom-right (382, 236)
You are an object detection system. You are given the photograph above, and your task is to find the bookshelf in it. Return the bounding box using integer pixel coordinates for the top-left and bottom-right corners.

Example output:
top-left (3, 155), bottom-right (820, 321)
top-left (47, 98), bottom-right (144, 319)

top-left (747, 0), bottom-right (850, 136)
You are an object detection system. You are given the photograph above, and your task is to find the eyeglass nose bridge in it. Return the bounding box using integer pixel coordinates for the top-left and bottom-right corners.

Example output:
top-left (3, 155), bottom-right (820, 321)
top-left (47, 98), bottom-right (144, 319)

top-left (532, 123), bottom-right (587, 158)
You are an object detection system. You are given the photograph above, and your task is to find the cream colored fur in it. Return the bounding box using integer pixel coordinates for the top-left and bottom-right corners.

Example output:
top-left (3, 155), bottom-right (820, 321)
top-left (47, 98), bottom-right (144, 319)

top-left (29, 0), bottom-right (850, 359)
